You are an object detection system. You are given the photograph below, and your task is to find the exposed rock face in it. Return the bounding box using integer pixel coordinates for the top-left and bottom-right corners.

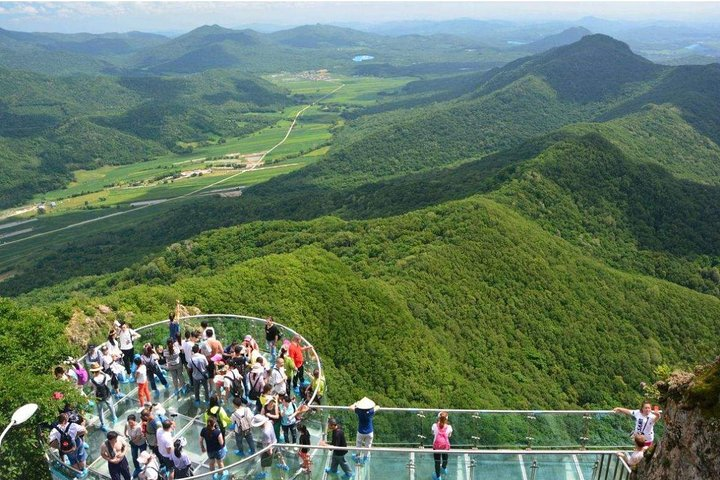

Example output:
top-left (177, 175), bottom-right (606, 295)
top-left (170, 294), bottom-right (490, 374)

top-left (636, 358), bottom-right (720, 480)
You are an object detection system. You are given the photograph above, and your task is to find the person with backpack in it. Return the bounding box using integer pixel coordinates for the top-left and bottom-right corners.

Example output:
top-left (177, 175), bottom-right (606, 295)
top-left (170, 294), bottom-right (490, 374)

top-left (189, 344), bottom-right (210, 407)
top-left (431, 411), bottom-right (452, 480)
top-left (49, 412), bottom-right (87, 475)
top-left (172, 437), bottom-right (194, 479)
top-left (203, 395), bottom-right (232, 438)
top-left (200, 417), bottom-right (228, 480)
top-left (100, 430), bottom-right (131, 480)
top-left (247, 361), bottom-right (266, 412)
top-left (350, 397), bottom-right (379, 465)
top-left (222, 362), bottom-right (244, 403)
top-left (99, 344), bottom-right (126, 398)
top-left (141, 344), bottom-right (169, 397)
top-left (89, 362), bottom-right (117, 432)
top-left (230, 397), bottom-right (255, 456)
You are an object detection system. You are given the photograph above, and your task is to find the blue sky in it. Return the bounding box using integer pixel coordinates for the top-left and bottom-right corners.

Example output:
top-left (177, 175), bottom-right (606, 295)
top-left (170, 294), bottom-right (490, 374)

top-left (0, 2), bottom-right (718, 34)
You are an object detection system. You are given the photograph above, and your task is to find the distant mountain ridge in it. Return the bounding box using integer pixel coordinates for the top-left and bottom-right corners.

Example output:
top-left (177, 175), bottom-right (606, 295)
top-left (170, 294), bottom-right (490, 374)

top-left (521, 26), bottom-right (593, 53)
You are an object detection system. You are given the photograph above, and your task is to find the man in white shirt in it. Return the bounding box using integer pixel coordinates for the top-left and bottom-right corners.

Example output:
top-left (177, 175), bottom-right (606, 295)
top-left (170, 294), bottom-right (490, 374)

top-left (156, 419), bottom-right (175, 472)
top-left (269, 357), bottom-right (287, 396)
top-left (190, 344), bottom-right (210, 406)
top-left (49, 413), bottom-right (87, 473)
top-left (89, 362), bottom-right (117, 431)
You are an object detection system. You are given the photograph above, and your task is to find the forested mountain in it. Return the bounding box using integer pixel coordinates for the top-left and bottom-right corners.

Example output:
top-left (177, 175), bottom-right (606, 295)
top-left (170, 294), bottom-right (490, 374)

top-left (4, 34), bottom-right (720, 292)
top-left (2, 27), bottom-right (720, 480)
top-left (0, 68), bottom-right (291, 208)
top-left (0, 27), bottom-right (167, 74)
top-left (130, 24), bottom-right (490, 74)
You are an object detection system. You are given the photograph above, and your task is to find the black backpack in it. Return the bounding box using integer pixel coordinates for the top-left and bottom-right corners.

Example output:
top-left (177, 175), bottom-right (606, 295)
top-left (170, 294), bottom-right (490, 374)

top-left (225, 372), bottom-right (244, 398)
top-left (54, 424), bottom-right (75, 453)
top-left (248, 372), bottom-right (262, 401)
top-left (91, 375), bottom-right (111, 401)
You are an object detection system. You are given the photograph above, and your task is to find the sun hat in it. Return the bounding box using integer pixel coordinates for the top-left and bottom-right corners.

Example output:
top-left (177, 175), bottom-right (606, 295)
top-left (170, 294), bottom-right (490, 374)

top-left (210, 354), bottom-right (223, 363)
top-left (138, 450), bottom-right (153, 463)
top-left (89, 362), bottom-right (103, 372)
top-left (251, 414), bottom-right (269, 428)
top-left (355, 397), bottom-right (376, 410)
top-left (167, 407), bottom-right (178, 417)
top-left (244, 335), bottom-right (253, 342)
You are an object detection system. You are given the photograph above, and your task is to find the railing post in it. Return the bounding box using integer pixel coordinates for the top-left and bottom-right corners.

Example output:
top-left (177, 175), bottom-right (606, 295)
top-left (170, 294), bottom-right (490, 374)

top-left (580, 413), bottom-right (591, 450)
top-left (529, 459), bottom-right (539, 480)
top-left (416, 412), bottom-right (427, 448)
top-left (471, 413), bottom-right (482, 449)
top-left (407, 451), bottom-right (416, 480)
top-left (467, 454), bottom-right (476, 479)
top-left (591, 459), bottom-right (600, 480)
top-left (526, 414), bottom-right (536, 450)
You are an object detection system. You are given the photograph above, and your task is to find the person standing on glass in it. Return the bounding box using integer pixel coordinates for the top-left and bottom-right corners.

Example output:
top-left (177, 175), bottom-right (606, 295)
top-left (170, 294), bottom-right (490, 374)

top-left (350, 397), bottom-right (379, 465)
top-left (432, 411), bottom-right (452, 480)
top-left (264, 316), bottom-right (281, 362)
top-left (322, 417), bottom-right (353, 479)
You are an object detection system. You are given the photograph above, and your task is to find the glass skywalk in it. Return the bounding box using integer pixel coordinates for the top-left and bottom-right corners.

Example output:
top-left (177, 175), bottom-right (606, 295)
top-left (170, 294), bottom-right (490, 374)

top-left (43, 315), bottom-right (635, 480)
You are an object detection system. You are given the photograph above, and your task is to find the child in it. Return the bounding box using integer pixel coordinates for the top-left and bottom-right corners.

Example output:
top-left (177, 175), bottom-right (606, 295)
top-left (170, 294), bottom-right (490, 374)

top-left (616, 433), bottom-right (649, 468)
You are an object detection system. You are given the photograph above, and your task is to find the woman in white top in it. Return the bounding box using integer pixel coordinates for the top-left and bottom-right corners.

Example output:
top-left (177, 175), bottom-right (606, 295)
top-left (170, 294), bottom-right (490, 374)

top-left (118, 322), bottom-right (141, 377)
top-left (172, 438), bottom-right (193, 479)
top-left (164, 338), bottom-right (186, 396)
top-left (431, 411), bottom-right (452, 480)
top-left (613, 401), bottom-right (661, 446)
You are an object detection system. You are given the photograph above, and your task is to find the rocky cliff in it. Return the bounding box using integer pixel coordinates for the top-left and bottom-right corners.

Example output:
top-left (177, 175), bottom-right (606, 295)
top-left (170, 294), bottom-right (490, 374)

top-left (636, 357), bottom-right (720, 479)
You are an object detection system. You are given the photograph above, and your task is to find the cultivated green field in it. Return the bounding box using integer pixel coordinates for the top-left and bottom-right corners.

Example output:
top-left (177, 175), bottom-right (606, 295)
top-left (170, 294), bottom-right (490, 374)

top-left (0, 74), bottom-right (416, 273)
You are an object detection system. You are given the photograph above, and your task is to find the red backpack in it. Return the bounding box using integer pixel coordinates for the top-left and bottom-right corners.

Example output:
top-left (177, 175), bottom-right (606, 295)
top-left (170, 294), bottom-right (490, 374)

top-left (433, 424), bottom-right (450, 450)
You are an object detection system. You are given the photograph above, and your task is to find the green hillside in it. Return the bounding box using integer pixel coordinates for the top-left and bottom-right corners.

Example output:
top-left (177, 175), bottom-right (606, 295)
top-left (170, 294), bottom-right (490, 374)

top-left (0, 68), bottom-right (292, 207)
top-left (17, 195), bottom-right (720, 411)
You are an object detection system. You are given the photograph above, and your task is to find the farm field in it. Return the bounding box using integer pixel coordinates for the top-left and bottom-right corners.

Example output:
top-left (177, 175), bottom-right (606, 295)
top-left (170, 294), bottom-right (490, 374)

top-left (0, 74), bottom-right (415, 273)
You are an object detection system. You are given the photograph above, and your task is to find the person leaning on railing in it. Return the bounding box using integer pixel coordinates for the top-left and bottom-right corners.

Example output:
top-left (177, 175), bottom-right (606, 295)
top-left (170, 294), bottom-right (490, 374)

top-left (613, 401), bottom-right (661, 447)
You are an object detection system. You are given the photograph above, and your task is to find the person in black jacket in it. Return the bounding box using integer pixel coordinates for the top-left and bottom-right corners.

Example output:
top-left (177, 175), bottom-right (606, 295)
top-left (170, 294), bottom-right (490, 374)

top-left (322, 418), bottom-right (353, 478)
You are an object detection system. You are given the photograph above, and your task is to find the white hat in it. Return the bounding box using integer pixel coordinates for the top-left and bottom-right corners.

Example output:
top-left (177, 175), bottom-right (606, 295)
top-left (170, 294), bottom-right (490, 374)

top-left (355, 397), bottom-right (376, 410)
top-left (138, 450), bottom-right (154, 463)
top-left (251, 414), bottom-right (269, 428)
top-left (167, 407), bottom-right (178, 417)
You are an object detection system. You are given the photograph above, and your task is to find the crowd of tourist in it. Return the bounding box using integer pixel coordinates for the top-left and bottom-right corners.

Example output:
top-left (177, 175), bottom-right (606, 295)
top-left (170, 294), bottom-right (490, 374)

top-left (49, 312), bottom-right (659, 480)
top-left (50, 313), bottom-right (324, 480)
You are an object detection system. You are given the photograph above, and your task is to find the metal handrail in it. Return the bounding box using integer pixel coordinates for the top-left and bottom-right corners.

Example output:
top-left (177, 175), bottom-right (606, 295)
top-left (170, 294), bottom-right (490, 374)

top-left (313, 405), bottom-right (627, 415)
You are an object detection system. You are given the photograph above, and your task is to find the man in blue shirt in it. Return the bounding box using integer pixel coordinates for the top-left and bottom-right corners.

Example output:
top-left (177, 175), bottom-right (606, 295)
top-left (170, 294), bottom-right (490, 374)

top-left (350, 397), bottom-right (380, 465)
